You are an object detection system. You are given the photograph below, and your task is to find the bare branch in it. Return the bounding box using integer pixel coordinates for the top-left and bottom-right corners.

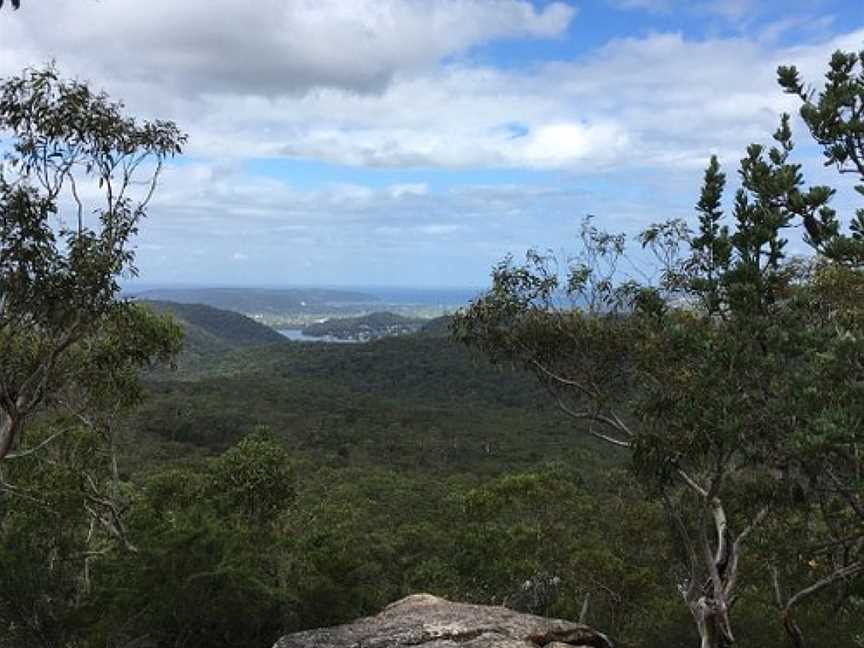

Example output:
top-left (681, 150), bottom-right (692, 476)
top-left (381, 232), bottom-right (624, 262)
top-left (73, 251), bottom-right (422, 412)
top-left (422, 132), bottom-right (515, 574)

top-left (530, 358), bottom-right (598, 399)
top-left (553, 395), bottom-right (632, 448)
top-left (785, 561), bottom-right (864, 611)
top-left (675, 465), bottom-right (709, 498)
top-left (5, 430), bottom-right (66, 460)
top-left (734, 503), bottom-right (771, 548)
top-left (725, 504), bottom-right (771, 597)
top-left (68, 170), bottom-right (84, 235)
top-left (138, 158), bottom-right (163, 211)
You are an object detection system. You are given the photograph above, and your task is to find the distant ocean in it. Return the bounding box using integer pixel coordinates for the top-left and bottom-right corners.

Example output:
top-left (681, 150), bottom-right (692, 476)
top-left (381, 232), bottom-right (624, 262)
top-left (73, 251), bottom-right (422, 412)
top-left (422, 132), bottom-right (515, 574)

top-left (354, 286), bottom-right (483, 307)
top-left (123, 283), bottom-right (485, 308)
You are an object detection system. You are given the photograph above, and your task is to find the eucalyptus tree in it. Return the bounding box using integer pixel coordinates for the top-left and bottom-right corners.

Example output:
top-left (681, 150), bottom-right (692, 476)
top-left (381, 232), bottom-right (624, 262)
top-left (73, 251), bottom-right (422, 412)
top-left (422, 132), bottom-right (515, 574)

top-left (0, 64), bottom-right (185, 648)
top-left (0, 65), bottom-right (186, 463)
top-left (453, 69), bottom-right (864, 648)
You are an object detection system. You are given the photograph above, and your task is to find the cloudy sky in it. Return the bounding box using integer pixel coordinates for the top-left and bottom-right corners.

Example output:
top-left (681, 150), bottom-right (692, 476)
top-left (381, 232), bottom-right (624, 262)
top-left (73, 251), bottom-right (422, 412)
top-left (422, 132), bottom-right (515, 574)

top-left (2, 0), bottom-right (863, 287)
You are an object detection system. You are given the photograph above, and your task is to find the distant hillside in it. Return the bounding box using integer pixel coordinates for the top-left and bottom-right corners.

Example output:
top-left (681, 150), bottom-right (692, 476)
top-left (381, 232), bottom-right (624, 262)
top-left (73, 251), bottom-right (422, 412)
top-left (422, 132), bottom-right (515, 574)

top-left (134, 287), bottom-right (378, 315)
top-left (302, 311), bottom-right (425, 341)
top-left (417, 315), bottom-right (453, 338)
top-left (141, 300), bottom-right (286, 359)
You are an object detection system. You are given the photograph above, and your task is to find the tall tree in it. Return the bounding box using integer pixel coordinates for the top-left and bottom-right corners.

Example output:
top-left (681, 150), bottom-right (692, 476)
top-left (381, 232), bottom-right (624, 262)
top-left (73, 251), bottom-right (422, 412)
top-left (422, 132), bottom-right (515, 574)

top-left (0, 65), bottom-right (186, 462)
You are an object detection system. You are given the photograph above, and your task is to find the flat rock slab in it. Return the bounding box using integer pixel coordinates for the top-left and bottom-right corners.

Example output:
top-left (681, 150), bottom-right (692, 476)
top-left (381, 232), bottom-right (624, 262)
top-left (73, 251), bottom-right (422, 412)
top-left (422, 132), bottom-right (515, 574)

top-left (273, 594), bottom-right (613, 648)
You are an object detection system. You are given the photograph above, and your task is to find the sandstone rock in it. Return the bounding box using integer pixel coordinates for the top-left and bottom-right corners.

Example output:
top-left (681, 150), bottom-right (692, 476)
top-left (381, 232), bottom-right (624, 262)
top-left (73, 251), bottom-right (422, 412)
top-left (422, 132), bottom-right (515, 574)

top-left (272, 593), bottom-right (613, 648)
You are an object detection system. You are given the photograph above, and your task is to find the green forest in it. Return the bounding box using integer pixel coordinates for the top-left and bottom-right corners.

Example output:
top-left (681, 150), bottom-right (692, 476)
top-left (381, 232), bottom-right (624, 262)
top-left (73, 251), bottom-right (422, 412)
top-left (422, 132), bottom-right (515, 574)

top-left (1, 19), bottom-right (863, 648)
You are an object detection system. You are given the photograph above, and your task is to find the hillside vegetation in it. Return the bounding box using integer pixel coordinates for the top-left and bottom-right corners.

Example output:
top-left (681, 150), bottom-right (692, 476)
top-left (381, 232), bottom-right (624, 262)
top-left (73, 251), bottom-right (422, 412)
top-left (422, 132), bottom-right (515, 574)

top-left (142, 300), bottom-right (287, 356)
top-left (129, 318), bottom-right (604, 472)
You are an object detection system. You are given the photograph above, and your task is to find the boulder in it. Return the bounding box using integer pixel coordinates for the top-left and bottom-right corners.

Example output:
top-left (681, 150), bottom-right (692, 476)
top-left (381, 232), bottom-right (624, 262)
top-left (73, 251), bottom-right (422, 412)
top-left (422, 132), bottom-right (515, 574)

top-left (272, 593), bottom-right (613, 648)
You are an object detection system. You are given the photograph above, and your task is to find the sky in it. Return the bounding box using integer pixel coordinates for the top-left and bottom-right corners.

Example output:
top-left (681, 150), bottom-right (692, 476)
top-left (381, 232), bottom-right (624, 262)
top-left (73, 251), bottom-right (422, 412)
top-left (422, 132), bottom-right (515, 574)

top-left (1, 0), bottom-right (864, 288)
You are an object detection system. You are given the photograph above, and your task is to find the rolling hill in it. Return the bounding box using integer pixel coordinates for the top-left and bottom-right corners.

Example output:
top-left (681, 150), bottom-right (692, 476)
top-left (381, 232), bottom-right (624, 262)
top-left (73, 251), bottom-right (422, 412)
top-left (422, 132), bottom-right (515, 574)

top-left (141, 300), bottom-right (287, 360)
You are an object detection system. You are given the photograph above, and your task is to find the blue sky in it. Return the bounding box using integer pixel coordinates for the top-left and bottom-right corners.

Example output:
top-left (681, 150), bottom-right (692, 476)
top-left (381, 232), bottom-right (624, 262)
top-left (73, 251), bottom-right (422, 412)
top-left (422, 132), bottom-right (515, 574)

top-left (2, 0), bottom-right (864, 287)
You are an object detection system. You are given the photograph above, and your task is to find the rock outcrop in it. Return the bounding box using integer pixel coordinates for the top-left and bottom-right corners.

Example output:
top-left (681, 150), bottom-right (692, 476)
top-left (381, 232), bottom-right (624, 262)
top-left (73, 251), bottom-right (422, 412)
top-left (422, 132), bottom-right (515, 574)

top-left (272, 594), bottom-right (613, 648)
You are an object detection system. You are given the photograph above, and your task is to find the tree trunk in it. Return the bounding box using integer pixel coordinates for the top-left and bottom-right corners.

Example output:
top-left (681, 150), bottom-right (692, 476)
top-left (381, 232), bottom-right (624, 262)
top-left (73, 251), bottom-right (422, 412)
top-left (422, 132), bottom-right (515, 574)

top-left (0, 409), bottom-right (20, 461)
top-left (682, 495), bottom-right (743, 648)
top-left (781, 609), bottom-right (806, 648)
top-left (691, 596), bottom-right (735, 648)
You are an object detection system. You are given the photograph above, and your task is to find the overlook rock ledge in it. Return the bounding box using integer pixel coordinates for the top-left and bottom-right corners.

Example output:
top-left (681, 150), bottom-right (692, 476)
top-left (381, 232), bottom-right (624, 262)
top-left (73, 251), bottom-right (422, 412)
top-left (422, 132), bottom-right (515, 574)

top-left (272, 594), bottom-right (613, 648)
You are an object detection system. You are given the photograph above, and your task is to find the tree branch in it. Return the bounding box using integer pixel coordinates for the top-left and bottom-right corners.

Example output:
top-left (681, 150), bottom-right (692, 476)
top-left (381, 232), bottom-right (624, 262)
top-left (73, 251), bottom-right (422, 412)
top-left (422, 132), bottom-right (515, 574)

top-left (785, 561), bottom-right (864, 611)
top-left (4, 430), bottom-right (65, 460)
top-left (674, 464), bottom-right (709, 498)
top-left (553, 395), bottom-right (632, 447)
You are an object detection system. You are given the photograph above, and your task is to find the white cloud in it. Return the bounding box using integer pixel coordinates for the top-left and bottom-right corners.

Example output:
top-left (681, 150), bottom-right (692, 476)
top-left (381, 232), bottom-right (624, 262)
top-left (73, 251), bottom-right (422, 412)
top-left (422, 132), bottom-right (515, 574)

top-left (0, 0), bottom-right (576, 96)
top-left (419, 224), bottom-right (469, 236)
top-left (4, 2), bottom-right (859, 175)
top-left (139, 28), bottom-right (864, 172)
top-left (758, 14), bottom-right (836, 44)
top-left (388, 183), bottom-right (428, 198)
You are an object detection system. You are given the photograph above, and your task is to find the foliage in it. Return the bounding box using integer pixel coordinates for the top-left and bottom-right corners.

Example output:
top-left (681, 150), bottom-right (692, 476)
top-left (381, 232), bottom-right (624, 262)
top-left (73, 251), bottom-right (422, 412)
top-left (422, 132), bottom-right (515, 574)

top-left (449, 466), bottom-right (676, 644)
top-left (4, 310), bottom-right (857, 647)
top-left (0, 65), bottom-right (185, 461)
top-left (207, 429), bottom-right (295, 521)
top-left (0, 64), bottom-right (184, 646)
top-left (128, 333), bottom-right (601, 476)
top-left (0, 422), bottom-right (124, 648)
top-left (779, 50), bottom-right (864, 263)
